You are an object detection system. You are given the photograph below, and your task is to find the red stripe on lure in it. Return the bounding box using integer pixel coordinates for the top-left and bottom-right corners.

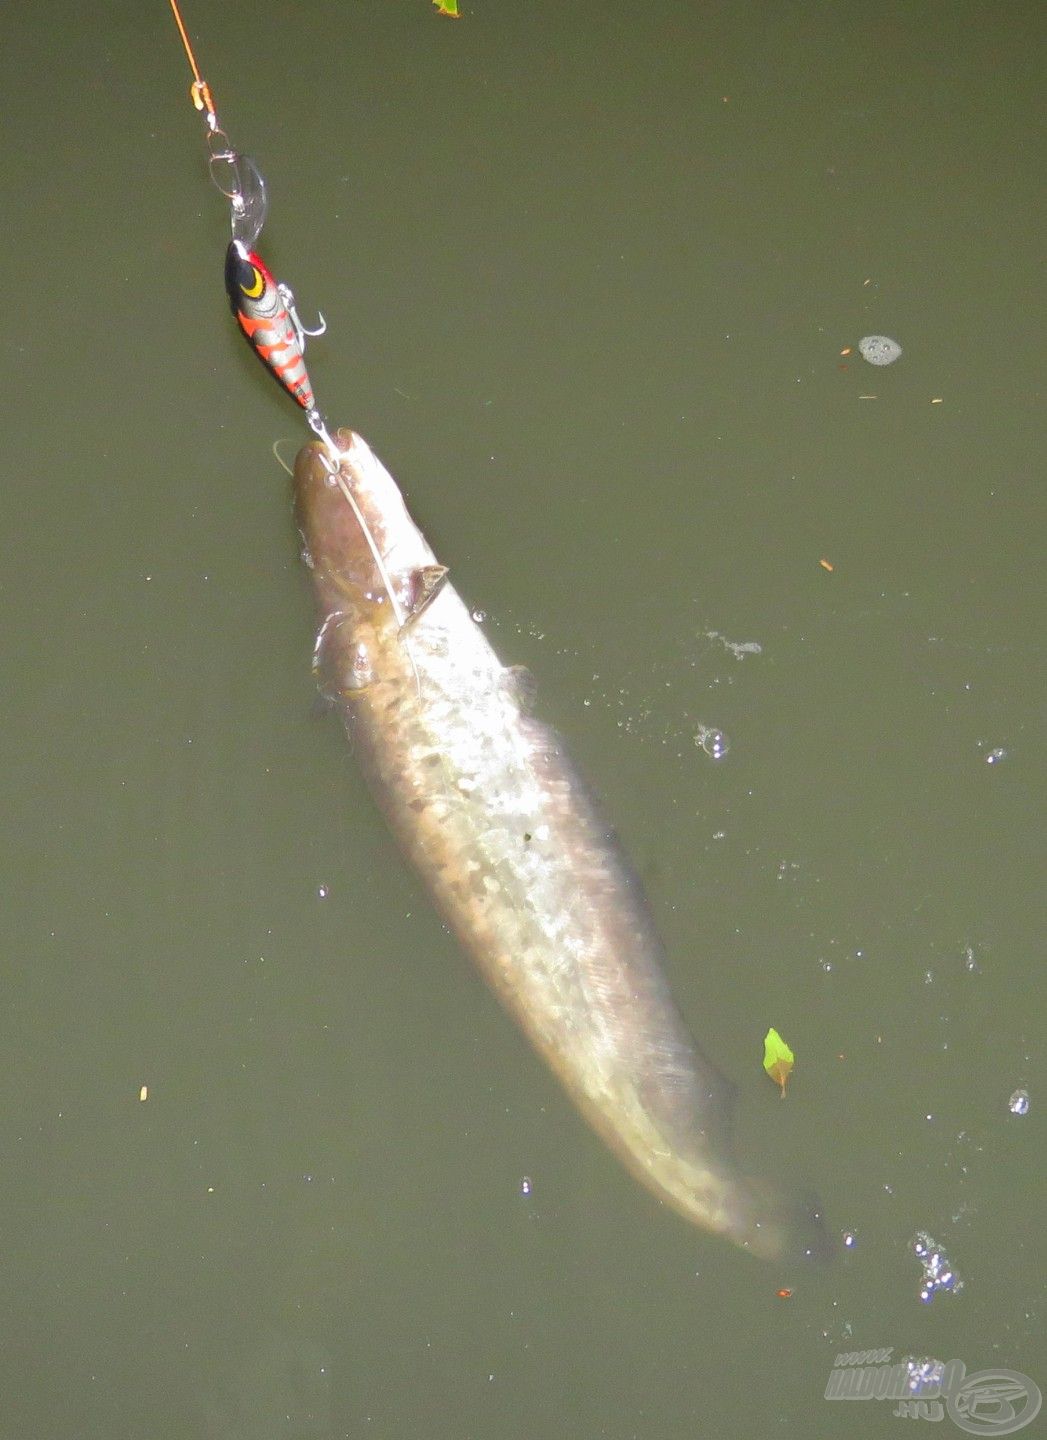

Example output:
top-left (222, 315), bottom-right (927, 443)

top-left (224, 239), bottom-right (316, 410)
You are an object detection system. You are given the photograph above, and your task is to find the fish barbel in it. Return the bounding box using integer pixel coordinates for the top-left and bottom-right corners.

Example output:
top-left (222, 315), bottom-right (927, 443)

top-left (294, 428), bottom-right (827, 1262)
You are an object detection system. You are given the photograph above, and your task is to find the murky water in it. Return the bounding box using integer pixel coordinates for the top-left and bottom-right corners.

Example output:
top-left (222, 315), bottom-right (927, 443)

top-left (2, 2), bottom-right (1044, 1436)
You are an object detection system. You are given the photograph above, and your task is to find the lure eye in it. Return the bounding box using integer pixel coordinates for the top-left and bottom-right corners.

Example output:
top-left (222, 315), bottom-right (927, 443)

top-left (224, 239), bottom-right (267, 308)
top-left (241, 265), bottom-right (266, 299)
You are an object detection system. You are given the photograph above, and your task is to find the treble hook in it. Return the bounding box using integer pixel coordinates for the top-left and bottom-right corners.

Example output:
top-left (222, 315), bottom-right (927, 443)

top-left (306, 409), bottom-right (346, 473)
top-left (280, 284), bottom-right (327, 349)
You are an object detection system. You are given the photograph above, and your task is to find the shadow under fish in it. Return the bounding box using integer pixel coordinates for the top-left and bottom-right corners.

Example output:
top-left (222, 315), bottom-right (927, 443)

top-left (294, 428), bottom-right (830, 1263)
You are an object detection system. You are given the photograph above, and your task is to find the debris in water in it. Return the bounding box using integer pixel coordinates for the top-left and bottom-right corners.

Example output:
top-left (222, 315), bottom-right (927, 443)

top-left (703, 630), bottom-right (762, 660)
top-left (762, 1027), bottom-right (795, 1096)
top-left (1008, 1088), bottom-right (1030, 1116)
top-left (859, 335), bottom-right (903, 366)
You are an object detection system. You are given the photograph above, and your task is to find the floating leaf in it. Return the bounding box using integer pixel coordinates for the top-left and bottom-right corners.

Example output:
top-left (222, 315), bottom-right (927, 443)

top-left (763, 1027), bottom-right (795, 1097)
top-left (432, 0), bottom-right (459, 15)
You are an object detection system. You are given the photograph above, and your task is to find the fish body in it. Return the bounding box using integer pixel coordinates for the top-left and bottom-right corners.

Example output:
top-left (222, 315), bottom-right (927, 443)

top-left (294, 429), bottom-right (826, 1262)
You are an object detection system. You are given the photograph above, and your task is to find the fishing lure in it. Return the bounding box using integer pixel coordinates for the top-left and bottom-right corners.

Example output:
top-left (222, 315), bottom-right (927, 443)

top-left (224, 239), bottom-right (325, 411)
top-left (170, 1), bottom-right (341, 460)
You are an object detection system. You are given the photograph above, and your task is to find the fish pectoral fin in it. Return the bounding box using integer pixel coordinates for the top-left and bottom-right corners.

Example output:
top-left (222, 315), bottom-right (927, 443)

top-left (312, 610), bottom-right (374, 700)
top-left (399, 564), bottom-right (449, 632)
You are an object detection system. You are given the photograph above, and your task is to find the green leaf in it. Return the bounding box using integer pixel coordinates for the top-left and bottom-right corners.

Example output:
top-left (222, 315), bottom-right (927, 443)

top-left (432, 0), bottom-right (459, 16)
top-left (763, 1027), bottom-right (795, 1097)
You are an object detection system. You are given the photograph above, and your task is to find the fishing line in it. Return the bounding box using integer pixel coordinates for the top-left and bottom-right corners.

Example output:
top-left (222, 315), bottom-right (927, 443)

top-left (167, 0), bottom-right (338, 441)
top-left (328, 466), bottom-right (409, 633)
top-left (271, 439), bottom-right (296, 477)
top-left (167, 0), bottom-right (406, 630)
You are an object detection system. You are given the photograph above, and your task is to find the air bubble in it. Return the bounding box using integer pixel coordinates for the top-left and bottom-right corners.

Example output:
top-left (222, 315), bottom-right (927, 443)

top-left (694, 725), bottom-right (729, 760)
top-left (905, 1358), bottom-right (945, 1395)
top-left (910, 1229), bottom-right (963, 1303)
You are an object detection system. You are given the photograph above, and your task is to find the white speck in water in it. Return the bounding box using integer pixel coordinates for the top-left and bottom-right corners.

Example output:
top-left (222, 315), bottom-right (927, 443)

top-left (1008, 1088), bottom-right (1030, 1116)
top-left (317, 885), bottom-right (328, 899)
top-left (858, 335), bottom-right (903, 366)
top-left (520, 1176), bottom-right (533, 1196)
top-left (843, 1231), bottom-right (857, 1249)
top-left (985, 747), bottom-right (1008, 765)
top-left (471, 609), bottom-right (486, 623)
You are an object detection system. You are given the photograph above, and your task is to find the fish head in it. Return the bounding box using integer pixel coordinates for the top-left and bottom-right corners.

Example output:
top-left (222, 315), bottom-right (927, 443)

top-left (294, 427), bottom-right (442, 671)
top-left (296, 433), bottom-right (383, 606)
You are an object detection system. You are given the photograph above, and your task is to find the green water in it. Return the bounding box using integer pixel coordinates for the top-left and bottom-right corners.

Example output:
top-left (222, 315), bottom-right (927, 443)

top-left (2, 2), bottom-right (1044, 1436)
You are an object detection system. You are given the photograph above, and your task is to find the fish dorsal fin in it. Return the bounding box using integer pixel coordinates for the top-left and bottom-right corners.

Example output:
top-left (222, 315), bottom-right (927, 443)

top-left (399, 564), bottom-right (449, 632)
top-left (502, 664), bottom-right (538, 714)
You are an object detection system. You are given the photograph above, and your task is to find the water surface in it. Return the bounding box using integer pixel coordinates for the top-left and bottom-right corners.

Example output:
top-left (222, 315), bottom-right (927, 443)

top-left (1, 2), bottom-right (1044, 1435)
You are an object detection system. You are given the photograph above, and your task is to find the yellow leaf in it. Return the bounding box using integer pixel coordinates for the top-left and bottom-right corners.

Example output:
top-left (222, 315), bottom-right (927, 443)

top-left (763, 1027), bottom-right (795, 1097)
